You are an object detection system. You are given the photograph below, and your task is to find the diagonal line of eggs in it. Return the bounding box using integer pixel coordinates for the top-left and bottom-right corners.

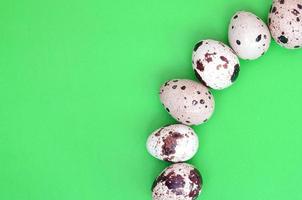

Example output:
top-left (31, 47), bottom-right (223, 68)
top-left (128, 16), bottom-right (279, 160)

top-left (192, 12), bottom-right (272, 90)
top-left (148, 80), bottom-right (213, 199)
top-left (157, 4), bottom-right (302, 130)
top-left (148, 1), bottom-right (302, 200)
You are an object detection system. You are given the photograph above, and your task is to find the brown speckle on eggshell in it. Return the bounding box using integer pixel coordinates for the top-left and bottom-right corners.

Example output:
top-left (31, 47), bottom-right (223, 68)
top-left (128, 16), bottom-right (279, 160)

top-left (152, 163), bottom-right (202, 200)
top-left (192, 39), bottom-right (240, 90)
top-left (160, 79), bottom-right (215, 125)
top-left (269, 0), bottom-right (302, 49)
top-left (147, 124), bottom-right (199, 162)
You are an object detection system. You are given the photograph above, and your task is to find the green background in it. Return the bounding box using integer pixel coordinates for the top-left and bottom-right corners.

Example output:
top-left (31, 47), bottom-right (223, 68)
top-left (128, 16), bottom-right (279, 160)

top-left (1, 0), bottom-right (302, 199)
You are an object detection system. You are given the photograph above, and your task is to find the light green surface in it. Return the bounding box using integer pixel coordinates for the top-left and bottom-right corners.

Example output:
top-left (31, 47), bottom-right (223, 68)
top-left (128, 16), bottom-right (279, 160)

top-left (1, 0), bottom-right (302, 199)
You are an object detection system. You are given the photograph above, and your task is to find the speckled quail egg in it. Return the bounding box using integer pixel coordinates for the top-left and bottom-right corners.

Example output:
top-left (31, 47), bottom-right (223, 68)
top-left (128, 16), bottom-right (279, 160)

top-left (228, 11), bottom-right (271, 60)
top-left (192, 39), bottom-right (240, 90)
top-left (268, 0), bottom-right (302, 49)
top-left (159, 79), bottom-right (215, 126)
top-left (146, 124), bottom-right (199, 162)
top-left (152, 163), bottom-right (202, 200)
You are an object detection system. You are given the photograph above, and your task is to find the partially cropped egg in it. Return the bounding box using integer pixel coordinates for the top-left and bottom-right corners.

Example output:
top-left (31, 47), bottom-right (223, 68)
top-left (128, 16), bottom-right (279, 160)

top-left (268, 0), bottom-right (302, 49)
top-left (152, 163), bottom-right (202, 200)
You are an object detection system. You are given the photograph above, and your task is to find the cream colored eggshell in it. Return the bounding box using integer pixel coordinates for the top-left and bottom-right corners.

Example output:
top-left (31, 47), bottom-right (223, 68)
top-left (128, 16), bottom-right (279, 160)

top-left (192, 39), bottom-right (240, 90)
top-left (268, 0), bottom-right (302, 49)
top-left (146, 124), bottom-right (199, 162)
top-left (228, 11), bottom-right (271, 60)
top-left (159, 79), bottom-right (215, 126)
top-left (152, 163), bottom-right (202, 200)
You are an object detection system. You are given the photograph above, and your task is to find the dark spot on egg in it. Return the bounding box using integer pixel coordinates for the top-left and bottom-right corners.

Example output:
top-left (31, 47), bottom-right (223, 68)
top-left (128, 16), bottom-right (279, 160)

top-left (172, 85), bottom-right (177, 89)
top-left (188, 169), bottom-right (202, 199)
top-left (294, 45), bottom-right (300, 48)
top-left (233, 15), bottom-right (238, 19)
top-left (256, 34), bottom-right (262, 42)
top-left (192, 100), bottom-right (198, 105)
top-left (181, 86), bottom-right (186, 90)
top-left (236, 40), bottom-right (241, 45)
top-left (152, 171), bottom-right (186, 192)
top-left (220, 56), bottom-right (228, 63)
top-left (165, 173), bottom-right (185, 191)
top-left (155, 128), bottom-right (164, 137)
top-left (166, 108), bottom-right (170, 112)
top-left (278, 35), bottom-right (288, 43)
top-left (196, 59), bottom-right (204, 71)
top-left (204, 52), bottom-right (215, 63)
top-left (219, 56), bottom-right (229, 68)
top-left (279, 0), bottom-right (284, 4)
top-left (162, 132), bottom-right (184, 156)
top-left (292, 9), bottom-right (300, 16)
top-left (268, 18), bottom-right (271, 25)
top-left (231, 64), bottom-right (240, 82)
top-left (272, 6), bottom-right (277, 13)
top-left (298, 4), bottom-right (302, 9)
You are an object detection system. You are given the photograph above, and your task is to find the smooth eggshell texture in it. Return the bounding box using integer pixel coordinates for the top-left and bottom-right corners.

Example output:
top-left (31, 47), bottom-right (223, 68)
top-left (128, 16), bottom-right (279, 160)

top-left (268, 0), bottom-right (302, 49)
top-left (192, 39), bottom-right (240, 90)
top-left (229, 11), bottom-right (271, 60)
top-left (146, 124), bottom-right (199, 162)
top-left (152, 163), bottom-right (202, 200)
top-left (159, 79), bottom-right (215, 126)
